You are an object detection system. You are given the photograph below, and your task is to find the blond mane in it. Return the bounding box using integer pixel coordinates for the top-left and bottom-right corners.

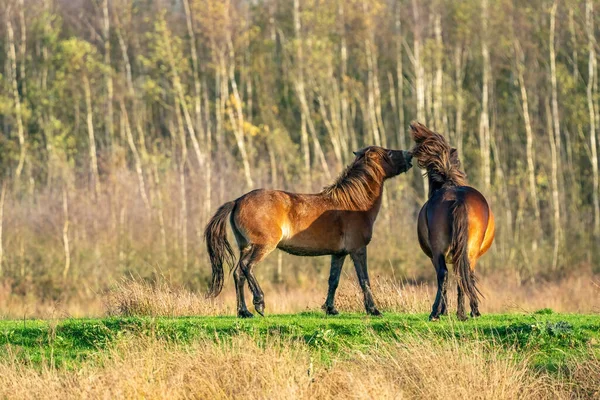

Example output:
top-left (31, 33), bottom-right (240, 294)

top-left (410, 122), bottom-right (468, 187)
top-left (321, 148), bottom-right (388, 209)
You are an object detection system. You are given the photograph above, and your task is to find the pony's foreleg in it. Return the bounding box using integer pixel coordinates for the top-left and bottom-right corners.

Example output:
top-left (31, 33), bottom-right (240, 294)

top-left (350, 247), bottom-right (381, 316)
top-left (239, 244), bottom-right (274, 316)
top-left (322, 254), bottom-right (347, 315)
top-left (234, 248), bottom-right (253, 318)
top-left (429, 254), bottom-right (448, 321)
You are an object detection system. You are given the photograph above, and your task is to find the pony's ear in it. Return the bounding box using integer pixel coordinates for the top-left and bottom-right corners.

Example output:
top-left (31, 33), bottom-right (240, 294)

top-left (353, 147), bottom-right (368, 157)
top-left (450, 147), bottom-right (462, 167)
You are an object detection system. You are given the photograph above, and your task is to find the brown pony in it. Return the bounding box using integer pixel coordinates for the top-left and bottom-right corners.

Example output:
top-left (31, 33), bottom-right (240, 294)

top-left (205, 146), bottom-right (412, 318)
top-left (410, 123), bottom-right (495, 321)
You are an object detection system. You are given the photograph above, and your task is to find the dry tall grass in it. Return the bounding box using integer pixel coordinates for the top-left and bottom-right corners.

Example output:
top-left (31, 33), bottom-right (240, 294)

top-left (3, 271), bottom-right (597, 319)
top-left (101, 272), bottom-right (600, 318)
top-left (566, 357), bottom-right (600, 398)
top-left (0, 333), bottom-right (577, 400)
top-left (104, 277), bottom-right (223, 317)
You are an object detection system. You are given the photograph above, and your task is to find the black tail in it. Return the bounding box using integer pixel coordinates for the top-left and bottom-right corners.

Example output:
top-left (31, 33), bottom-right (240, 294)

top-left (204, 201), bottom-right (236, 297)
top-left (451, 195), bottom-right (480, 304)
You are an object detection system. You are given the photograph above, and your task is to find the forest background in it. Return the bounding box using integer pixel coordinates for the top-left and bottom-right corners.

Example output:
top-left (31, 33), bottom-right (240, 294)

top-left (0, 0), bottom-right (599, 316)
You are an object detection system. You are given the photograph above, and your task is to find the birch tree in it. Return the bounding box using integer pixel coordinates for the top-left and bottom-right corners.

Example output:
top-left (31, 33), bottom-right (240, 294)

top-left (6, 8), bottom-right (26, 183)
top-left (514, 39), bottom-right (541, 232)
top-left (411, 0), bottom-right (425, 123)
top-left (586, 0), bottom-right (600, 236)
top-left (548, 1), bottom-right (562, 267)
top-left (479, 0), bottom-right (491, 189)
top-left (102, 0), bottom-right (113, 145)
top-left (394, 1), bottom-right (405, 149)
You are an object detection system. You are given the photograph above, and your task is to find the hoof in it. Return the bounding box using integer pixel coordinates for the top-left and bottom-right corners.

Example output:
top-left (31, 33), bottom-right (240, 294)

top-left (429, 314), bottom-right (440, 322)
top-left (238, 309), bottom-right (254, 318)
top-left (470, 310), bottom-right (481, 318)
top-left (323, 306), bottom-right (339, 316)
top-left (367, 308), bottom-right (382, 317)
top-left (254, 301), bottom-right (265, 317)
top-left (457, 313), bottom-right (468, 321)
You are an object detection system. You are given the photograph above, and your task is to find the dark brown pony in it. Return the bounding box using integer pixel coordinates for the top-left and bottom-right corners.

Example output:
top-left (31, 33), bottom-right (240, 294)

top-left (410, 123), bottom-right (495, 321)
top-left (205, 146), bottom-right (412, 318)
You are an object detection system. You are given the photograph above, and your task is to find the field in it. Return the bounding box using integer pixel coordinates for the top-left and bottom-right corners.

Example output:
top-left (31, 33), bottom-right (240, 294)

top-left (2, 311), bottom-right (599, 369)
top-left (4, 0), bottom-right (600, 398)
top-left (1, 288), bottom-right (599, 399)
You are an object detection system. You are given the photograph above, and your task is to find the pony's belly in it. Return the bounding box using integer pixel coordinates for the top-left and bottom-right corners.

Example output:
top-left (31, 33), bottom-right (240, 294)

top-left (276, 242), bottom-right (340, 257)
top-left (277, 217), bottom-right (345, 256)
top-left (277, 230), bottom-right (345, 256)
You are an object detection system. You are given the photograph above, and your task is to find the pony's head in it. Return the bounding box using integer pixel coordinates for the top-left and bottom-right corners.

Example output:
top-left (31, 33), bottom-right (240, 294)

top-left (409, 122), bottom-right (467, 192)
top-left (352, 146), bottom-right (413, 178)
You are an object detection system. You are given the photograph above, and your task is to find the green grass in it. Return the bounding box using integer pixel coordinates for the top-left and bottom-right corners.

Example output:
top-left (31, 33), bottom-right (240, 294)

top-left (1, 311), bottom-right (599, 371)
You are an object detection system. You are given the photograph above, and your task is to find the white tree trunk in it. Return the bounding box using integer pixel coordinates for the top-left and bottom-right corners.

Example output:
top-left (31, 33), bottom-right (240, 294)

top-left (162, 23), bottom-right (205, 173)
top-left (411, 0), bottom-right (427, 198)
top-left (479, 0), bottom-right (491, 189)
top-left (175, 104), bottom-right (189, 270)
top-left (433, 12), bottom-right (443, 132)
top-left (454, 45), bottom-right (466, 159)
top-left (183, 0), bottom-right (205, 145)
top-left (61, 187), bottom-right (71, 280)
top-left (17, 0), bottom-right (26, 97)
top-left (365, 35), bottom-right (381, 146)
top-left (120, 100), bottom-right (150, 209)
top-left (83, 73), bottom-right (100, 196)
top-left (294, 0), bottom-right (311, 183)
top-left (227, 38), bottom-right (255, 188)
top-left (338, 1), bottom-right (354, 153)
top-left (586, 0), bottom-right (600, 236)
top-left (549, 2), bottom-right (562, 268)
top-left (102, 0), bottom-right (113, 145)
top-left (514, 40), bottom-right (541, 228)
top-left (0, 183), bottom-right (5, 276)
top-left (395, 2), bottom-right (405, 149)
top-left (550, 0), bottom-right (563, 193)
top-left (152, 163), bottom-right (168, 263)
top-left (411, 0), bottom-right (425, 123)
top-left (6, 15), bottom-right (26, 182)
top-left (545, 99), bottom-right (561, 270)
top-left (293, 0), bottom-right (330, 180)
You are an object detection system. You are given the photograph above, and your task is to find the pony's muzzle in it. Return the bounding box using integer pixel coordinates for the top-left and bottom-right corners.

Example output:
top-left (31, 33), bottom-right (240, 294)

top-left (403, 151), bottom-right (413, 168)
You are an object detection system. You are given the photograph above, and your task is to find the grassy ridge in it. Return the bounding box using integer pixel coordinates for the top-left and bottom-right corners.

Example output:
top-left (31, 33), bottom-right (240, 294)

top-left (1, 311), bottom-right (599, 370)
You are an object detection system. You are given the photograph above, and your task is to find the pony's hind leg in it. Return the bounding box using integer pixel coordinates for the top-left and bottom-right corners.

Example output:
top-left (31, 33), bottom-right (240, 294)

top-left (469, 270), bottom-right (481, 317)
top-left (322, 254), bottom-right (347, 315)
top-left (456, 284), bottom-right (467, 321)
top-left (234, 247), bottom-right (253, 318)
top-left (429, 254), bottom-right (448, 321)
top-left (239, 244), bottom-right (275, 316)
top-left (470, 299), bottom-right (481, 317)
top-left (468, 258), bottom-right (481, 318)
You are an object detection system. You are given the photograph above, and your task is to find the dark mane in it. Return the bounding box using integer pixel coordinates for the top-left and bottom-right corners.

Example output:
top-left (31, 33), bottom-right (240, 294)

top-left (409, 122), bottom-right (468, 187)
top-left (321, 148), bottom-right (388, 209)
